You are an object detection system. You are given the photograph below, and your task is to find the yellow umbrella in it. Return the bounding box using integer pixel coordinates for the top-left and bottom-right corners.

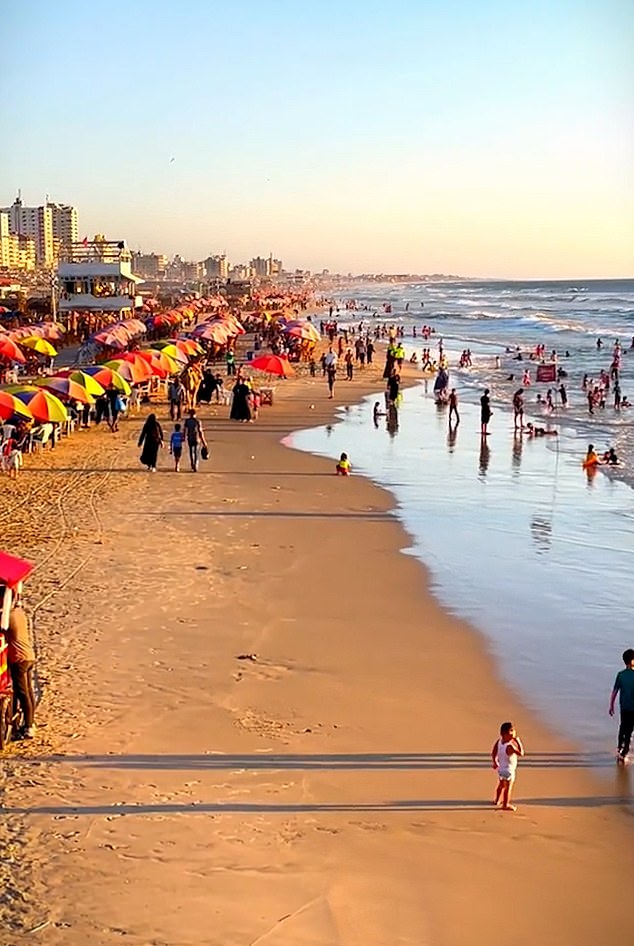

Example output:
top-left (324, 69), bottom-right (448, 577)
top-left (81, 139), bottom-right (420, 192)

top-left (19, 336), bottom-right (58, 357)
top-left (66, 370), bottom-right (106, 396)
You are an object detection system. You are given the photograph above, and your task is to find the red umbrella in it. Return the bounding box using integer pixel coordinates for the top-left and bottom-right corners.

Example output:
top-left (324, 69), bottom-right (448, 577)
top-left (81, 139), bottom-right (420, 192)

top-left (249, 354), bottom-right (295, 378)
top-left (0, 337), bottom-right (26, 363)
top-left (0, 391), bottom-right (33, 421)
top-left (35, 377), bottom-right (94, 404)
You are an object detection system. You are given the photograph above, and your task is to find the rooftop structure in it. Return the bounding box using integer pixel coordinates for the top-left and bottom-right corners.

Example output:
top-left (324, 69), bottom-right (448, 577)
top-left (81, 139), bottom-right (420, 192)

top-left (57, 239), bottom-right (143, 315)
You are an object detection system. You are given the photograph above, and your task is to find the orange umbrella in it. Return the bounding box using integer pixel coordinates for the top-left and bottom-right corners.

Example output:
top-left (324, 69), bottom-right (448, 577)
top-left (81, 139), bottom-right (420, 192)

top-left (35, 377), bottom-right (94, 404)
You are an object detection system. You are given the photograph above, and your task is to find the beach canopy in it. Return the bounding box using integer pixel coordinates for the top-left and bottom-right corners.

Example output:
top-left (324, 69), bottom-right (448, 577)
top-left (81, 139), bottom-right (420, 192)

top-left (70, 365), bottom-right (132, 395)
top-left (104, 358), bottom-right (153, 384)
top-left (35, 376), bottom-right (94, 404)
top-left (0, 337), bottom-right (26, 363)
top-left (8, 386), bottom-right (69, 424)
top-left (54, 369), bottom-right (105, 397)
top-left (283, 322), bottom-right (320, 342)
top-left (18, 336), bottom-right (58, 357)
top-left (137, 348), bottom-right (181, 375)
top-left (249, 354), bottom-right (295, 378)
top-left (0, 391), bottom-right (33, 422)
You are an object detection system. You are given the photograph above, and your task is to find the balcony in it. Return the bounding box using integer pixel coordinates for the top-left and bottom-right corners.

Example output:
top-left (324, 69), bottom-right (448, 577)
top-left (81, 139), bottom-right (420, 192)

top-left (58, 293), bottom-right (143, 312)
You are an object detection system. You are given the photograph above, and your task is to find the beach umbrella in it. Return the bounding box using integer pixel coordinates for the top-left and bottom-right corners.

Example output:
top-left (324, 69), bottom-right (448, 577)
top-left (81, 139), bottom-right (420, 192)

top-left (72, 364), bottom-right (132, 394)
top-left (156, 339), bottom-right (202, 358)
top-left (9, 386), bottom-right (69, 423)
top-left (0, 337), bottom-right (26, 363)
top-left (18, 336), bottom-right (58, 357)
top-left (249, 354), bottom-right (295, 378)
top-left (35, 377), bottom-right (94, 404)
top-left (0, 391), bottom-right (33, 422)
top-left (283, 322), bottom-right (320, 342)
top-left (119, 350), bottom-right (164, 378)
top-left (137, 348), bottom-right (182, 374)
top-left (192, 322), bottom-right (233, 343)
top-left (104, 358), bottom-right (154, 384)
top-left (64, 370), bottom-right (106, 396)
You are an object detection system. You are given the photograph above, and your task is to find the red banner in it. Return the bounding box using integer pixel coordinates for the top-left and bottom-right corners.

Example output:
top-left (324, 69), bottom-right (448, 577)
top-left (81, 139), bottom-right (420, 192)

top-left (536, 364), bottom-right (556, 383)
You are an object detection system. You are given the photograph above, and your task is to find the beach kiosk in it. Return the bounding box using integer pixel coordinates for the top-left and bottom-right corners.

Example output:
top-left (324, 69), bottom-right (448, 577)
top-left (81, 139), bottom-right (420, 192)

top-left (0, 550), bottom-right (34, 749)
top-left (56, 237), bottom-right (143, 332)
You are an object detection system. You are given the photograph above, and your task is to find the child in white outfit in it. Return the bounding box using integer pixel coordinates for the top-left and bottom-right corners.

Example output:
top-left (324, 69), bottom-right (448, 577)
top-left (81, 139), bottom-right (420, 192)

top-left (491, 721), bottom-right (525, 811)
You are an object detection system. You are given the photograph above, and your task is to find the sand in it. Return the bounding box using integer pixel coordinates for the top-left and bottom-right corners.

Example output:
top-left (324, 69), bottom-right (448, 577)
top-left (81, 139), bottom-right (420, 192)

top-left (1, 357), bottom-right (633, 946)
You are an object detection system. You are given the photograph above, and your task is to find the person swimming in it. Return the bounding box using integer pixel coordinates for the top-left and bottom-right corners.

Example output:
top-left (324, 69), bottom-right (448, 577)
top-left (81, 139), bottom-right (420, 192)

top-left (526, 423), bottom-right (558, 438)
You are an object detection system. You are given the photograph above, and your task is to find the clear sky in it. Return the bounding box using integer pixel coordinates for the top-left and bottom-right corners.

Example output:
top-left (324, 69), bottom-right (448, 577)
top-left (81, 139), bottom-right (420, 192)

top-left (1, 0), bottom-right (632, 277)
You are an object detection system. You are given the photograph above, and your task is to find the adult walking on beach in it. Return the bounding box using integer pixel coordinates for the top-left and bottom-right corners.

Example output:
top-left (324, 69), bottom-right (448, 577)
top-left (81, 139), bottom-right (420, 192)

top-left (6, 587), bottom-right (37, 738)
top-left (183, 408), bottom-right (207, 472)
top-left (138, 413), bottom-right (164, 472)
top-left (324, 345), bottom-right (337, 399)
top-left (480, 388), bottom-right (492, 436)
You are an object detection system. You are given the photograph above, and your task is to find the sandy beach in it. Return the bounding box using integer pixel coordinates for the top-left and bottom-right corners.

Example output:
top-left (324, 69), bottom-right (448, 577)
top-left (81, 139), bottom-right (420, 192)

top-left (1, 360), bottom-right (633, 946)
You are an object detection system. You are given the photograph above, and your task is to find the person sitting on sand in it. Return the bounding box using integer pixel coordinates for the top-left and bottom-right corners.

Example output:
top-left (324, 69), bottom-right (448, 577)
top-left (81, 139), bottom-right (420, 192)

top-left (336, 452), bottom-right (351, 476)
top-left (525, 423), bottom-right (558, 438)
top-left (491, 721), bottom-right (524, 811)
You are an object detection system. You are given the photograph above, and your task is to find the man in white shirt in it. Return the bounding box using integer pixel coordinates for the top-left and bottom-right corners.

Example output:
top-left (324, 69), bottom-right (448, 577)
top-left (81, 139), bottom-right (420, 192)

top-left (324, 347), bottom-right (337, 399)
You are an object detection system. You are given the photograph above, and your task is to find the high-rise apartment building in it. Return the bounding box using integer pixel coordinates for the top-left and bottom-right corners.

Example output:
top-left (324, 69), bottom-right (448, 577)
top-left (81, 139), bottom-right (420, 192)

top-left (0, 211), bottom-right (9, 269)
top-left (250, 254), bottom-right (283, 279)
top-left (47, 201), bottom-right (79, 252)
top-left (204, 254), bottom-right (229, 279)
top-left (1, 196), bottom-right (54, 266)
top-left (131, 252), bottom-right (168, 278)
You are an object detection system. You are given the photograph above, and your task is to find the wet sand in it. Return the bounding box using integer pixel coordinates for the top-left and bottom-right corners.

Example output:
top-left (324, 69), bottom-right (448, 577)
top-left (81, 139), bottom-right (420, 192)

top-left (1, 361), bottom-right (633, 946)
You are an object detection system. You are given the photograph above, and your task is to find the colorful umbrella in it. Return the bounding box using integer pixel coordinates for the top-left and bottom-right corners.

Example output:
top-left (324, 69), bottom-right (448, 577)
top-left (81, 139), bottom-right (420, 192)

top-left (73, 365), bottom-right (132, 395)
top-left (0, 391), bottom-right (34, 422)
top-left (35, 377), bottom-right (94, 404)
top-left (104, 358), bottom-right (154, 384)
top-left (249, 354), bottom-right (295, 378)
top-left (0, 337), bottom-right (26, 363)
top-left (9, 386), bottom-right (69, 423)
top-left (65, 371), bottom-right (106, 396)
top-left (137, 349), bottom-right (182, 374)
top-left (19, 336), bottom-right (58, 357)
top-left (156, 339), bottom-right (202, 358)
top-left (283, 322), bottom-right (320, 342)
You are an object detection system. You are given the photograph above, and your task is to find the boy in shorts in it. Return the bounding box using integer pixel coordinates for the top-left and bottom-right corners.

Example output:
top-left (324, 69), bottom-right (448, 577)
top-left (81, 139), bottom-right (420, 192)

top-left (169, 423), bottom-right (184, 472)
top-left (491, 721), bottom-right (525, 811)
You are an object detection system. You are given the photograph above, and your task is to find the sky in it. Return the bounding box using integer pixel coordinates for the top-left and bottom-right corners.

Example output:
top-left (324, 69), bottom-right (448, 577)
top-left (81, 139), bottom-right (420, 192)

top-left (1, 0), bottom-right (632, 278)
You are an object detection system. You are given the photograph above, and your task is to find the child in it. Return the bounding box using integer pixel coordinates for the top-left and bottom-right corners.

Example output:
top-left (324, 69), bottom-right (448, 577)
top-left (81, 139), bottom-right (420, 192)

top-left (336, 452), bottom-right (351, 476)
top-left (609, 648), bottom-right (634, 764)
top-left (1, 438), bottom-right (21, 479)
top-left (169, 422), bottom-right (184, 472)
top-left (491, 721), bottom-right (525, 811)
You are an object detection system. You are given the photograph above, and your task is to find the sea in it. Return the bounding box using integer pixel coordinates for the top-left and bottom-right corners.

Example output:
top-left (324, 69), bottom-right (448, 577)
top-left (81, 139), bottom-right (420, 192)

top-left (290, 279), bottom-right (634, 757)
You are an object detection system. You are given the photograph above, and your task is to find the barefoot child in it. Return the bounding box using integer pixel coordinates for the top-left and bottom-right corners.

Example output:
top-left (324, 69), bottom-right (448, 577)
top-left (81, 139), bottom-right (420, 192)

top-left (336, 452), bottom-right (351, 475)
top-left (491, 721), bottom-right (525, 810)
top-left (170, 423), bottom-right (184, 472)
top-left (609, 648), bottom-right (634, 764)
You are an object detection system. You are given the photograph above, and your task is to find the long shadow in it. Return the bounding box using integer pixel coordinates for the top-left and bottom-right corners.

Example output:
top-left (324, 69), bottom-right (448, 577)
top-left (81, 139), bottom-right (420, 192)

top-left (6, 796), bottom-right (631, 818)
top-left (35, 751), bottom-right (618, 771)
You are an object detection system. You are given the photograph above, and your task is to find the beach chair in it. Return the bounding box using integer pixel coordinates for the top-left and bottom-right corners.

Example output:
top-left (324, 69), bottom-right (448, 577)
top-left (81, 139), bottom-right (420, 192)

top-left (30, 423), bottom-right (54, 451)
top-left (260, 386), bottom-right (276, 406)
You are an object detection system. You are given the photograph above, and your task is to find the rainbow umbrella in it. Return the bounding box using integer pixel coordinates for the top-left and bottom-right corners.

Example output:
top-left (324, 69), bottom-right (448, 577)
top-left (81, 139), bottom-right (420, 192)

top-left (156, 339), bottom-right (202, 359)
top-left (9, 386), bottom-right (68, 423)
top-left (137, 349), bottom-right (181, 374)
top-left (104, 358), bottom-right (154, 384)
top-left (73, 365), bottom-right (131, 395)
top-left (35, 377), bottom-right (94, 404)
top-left (0, 391), bottom-right (33, 422)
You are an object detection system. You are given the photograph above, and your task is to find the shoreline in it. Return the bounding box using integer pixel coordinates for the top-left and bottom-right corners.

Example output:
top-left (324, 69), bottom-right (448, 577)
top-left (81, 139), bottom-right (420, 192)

top-left (1, 359), bottom-right (633, 945)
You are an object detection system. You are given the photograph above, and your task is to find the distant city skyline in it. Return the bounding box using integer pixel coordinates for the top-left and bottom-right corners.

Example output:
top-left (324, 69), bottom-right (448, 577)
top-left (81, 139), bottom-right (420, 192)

top-left (1, 1), bottom-right (632, 279)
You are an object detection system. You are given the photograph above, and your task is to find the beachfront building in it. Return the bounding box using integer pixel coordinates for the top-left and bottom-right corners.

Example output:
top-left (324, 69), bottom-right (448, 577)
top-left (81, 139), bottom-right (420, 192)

top-left (132, 252), bottom-right (168, 279)
top-left (1, 196), bottom-right (54, 267)
top-left (47, 201), bottom-right (79, 253)
top-left (57, 238), bottom-right (143, 322)
top-left (203, 254), bottom-right (229, 279)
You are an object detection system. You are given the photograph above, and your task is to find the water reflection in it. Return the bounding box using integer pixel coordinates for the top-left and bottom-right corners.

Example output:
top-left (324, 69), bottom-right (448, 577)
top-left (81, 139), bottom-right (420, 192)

top-left (387, 405), bottom-right (399, 438)
top-left (447, 421), bottom-right (459, 452)
top-left (512, 431), bottom-right (523, 475)
top-left (530, 514), bottom-right (553, 553)
top-left (478, 435), bottom-right (491, 477)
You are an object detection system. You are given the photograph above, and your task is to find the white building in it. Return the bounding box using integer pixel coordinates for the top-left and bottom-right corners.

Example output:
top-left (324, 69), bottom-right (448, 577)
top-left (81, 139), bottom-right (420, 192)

top-left (57, 239), bottom-right (143, 318)
top-left (47, 201), bottom-right (78, 252)
top-left (0, 211), bottom-right (9, 269)
top-left (2, 196), bottom-right (54, 266)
